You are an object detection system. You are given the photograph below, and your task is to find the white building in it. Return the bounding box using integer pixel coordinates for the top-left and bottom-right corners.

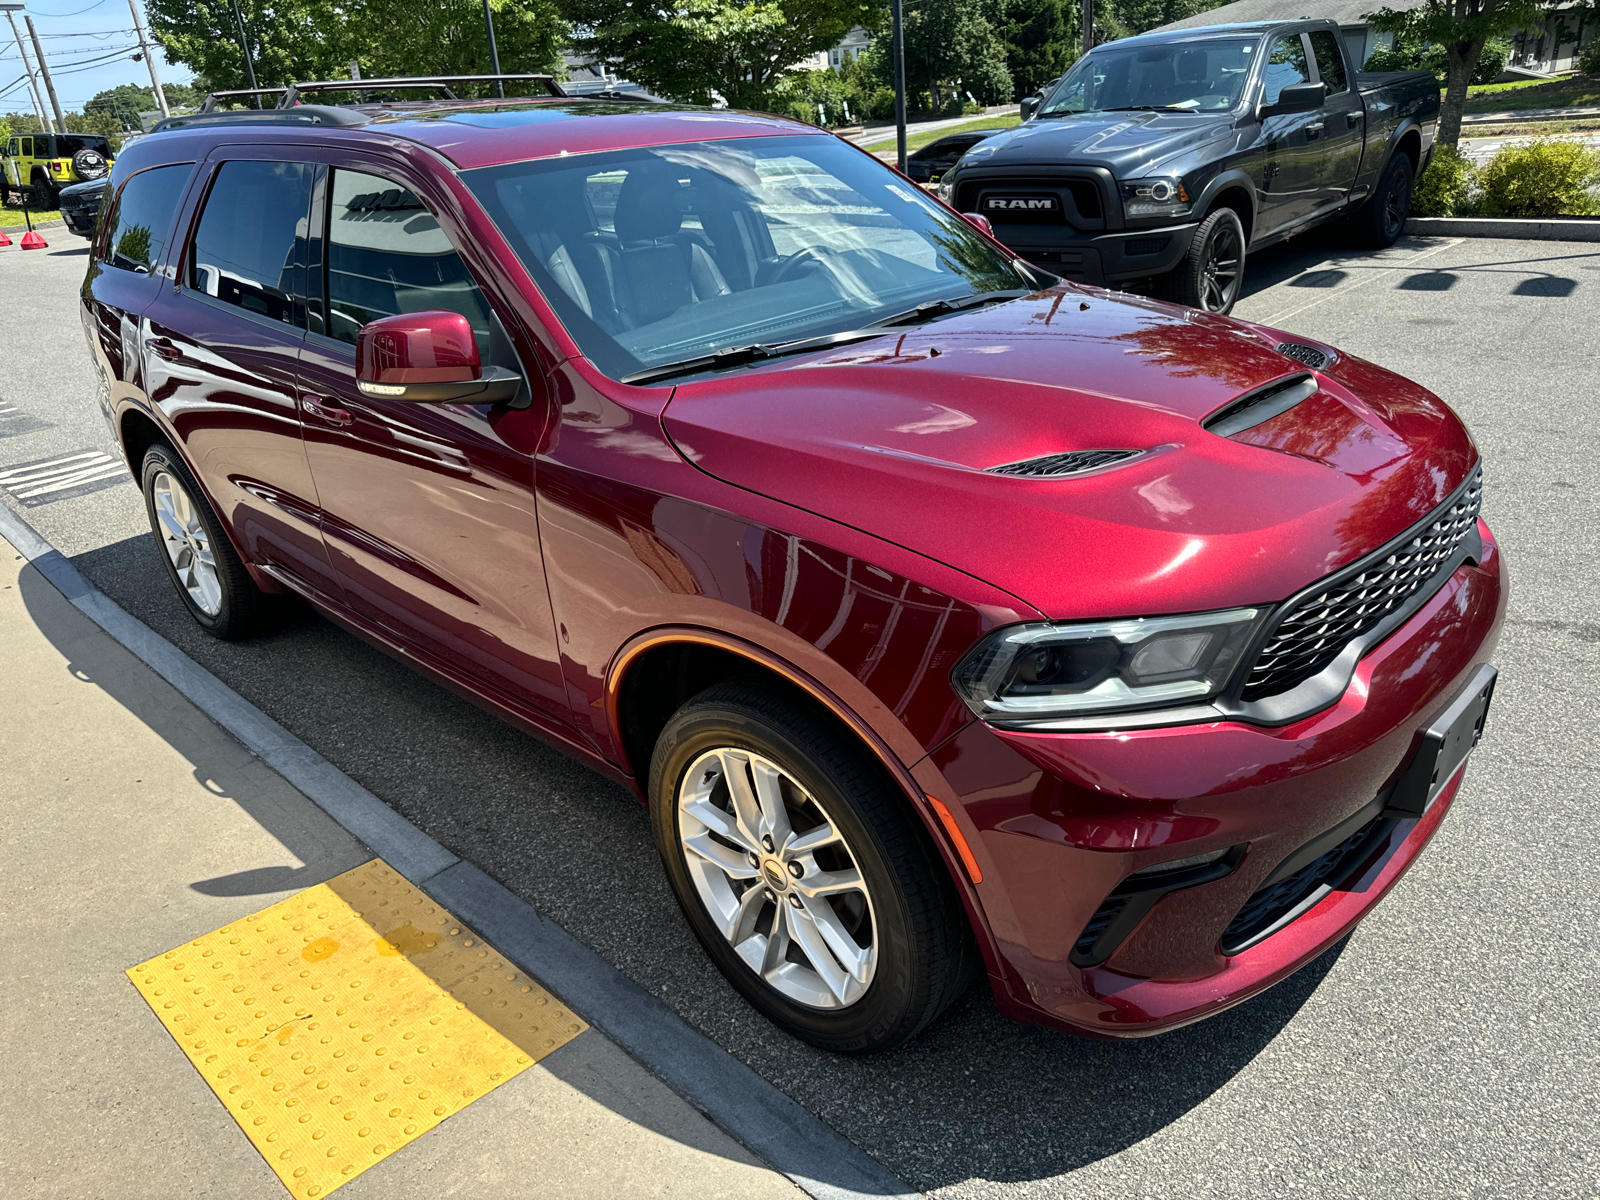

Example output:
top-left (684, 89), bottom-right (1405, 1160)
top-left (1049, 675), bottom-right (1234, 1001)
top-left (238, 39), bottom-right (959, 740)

top-left (794, 26), bottom-right (874, 73)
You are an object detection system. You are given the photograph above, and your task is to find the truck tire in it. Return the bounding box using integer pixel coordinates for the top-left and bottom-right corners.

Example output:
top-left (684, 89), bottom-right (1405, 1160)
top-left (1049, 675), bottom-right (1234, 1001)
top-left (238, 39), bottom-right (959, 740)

top-left (1353, 152), bottom-right (1414, 248)
top-left (71, 147), bottom-right (108, 181)
top-left (1159, 206), bottom-right (1246, 314)
top-left (31, 175), bottom-right (57, 210)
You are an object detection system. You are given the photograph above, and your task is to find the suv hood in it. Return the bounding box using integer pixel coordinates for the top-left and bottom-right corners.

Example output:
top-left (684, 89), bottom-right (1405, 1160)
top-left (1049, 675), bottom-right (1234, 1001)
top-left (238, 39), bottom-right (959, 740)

top-left (661, 288), bottom-right (1477, 620)
top-left (961, 111), bottom-right (1233, 176)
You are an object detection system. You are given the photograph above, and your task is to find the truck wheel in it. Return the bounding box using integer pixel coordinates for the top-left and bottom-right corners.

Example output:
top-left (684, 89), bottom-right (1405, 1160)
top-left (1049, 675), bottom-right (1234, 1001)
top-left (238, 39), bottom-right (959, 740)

top-left (1353, 153), bottom-right (1414, 248)
top-left (1160, 207), bottom-right (1246, 314)
top-left (649, 682), bottom-right (978, 1053)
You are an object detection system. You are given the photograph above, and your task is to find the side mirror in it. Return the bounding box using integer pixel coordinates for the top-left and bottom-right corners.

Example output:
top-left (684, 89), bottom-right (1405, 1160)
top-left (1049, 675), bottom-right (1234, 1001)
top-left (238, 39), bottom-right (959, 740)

top-left (961, 212), bottom-right (996, 238)
top-left (1260, 81), bottom-right (1326, 117)
top-left (355, 310), bottom-right (520, 403)
top-left (1020, 95), bottom-right (1040, 120)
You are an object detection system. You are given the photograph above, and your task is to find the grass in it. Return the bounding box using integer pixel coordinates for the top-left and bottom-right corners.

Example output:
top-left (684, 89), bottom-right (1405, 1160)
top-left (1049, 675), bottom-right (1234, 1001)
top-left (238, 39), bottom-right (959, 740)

top-left (863, 112), bottom-right (1021, 155)
top-left (1, 197), bottom-right (62, 228)
top-left (1462, 74), bottom-right (1600, 114)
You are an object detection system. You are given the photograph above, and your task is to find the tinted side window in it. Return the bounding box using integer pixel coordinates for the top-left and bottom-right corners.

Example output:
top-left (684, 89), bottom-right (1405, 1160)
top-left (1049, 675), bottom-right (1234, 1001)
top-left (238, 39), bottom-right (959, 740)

top-left (1308, 31), bottom-right (1348, 94)
top-left (324, 168), bottom-right (492, 354)
top-left (188, 160), bottom-right (312, 324)
top-left (102, 164), bottom-right (193, 274)
top-left (21, 137), bottom-right (32, 156)
top-left (1262, 36), bottom-right (1311, 106)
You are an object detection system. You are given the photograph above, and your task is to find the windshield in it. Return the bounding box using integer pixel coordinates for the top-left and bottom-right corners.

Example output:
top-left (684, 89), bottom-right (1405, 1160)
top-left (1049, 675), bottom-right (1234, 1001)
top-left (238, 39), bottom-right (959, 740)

top-left (52, 135), bottom-right (112, 156)
top-left (1039, 37), bottom-right (1258, 116)
top-left (465, 135), bottom-right (1033, 380)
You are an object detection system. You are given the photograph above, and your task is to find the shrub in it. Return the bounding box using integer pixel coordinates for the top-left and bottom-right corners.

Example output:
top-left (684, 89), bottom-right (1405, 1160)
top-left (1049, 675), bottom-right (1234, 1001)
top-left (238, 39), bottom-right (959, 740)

top-left (1412, 142), bottom-right (1476, 216)
top-left (1370, 37), bottom-right (1511, 85)
top-left (1477, 139), bottom-right (1600, 217)
top-left (1579, 36), bottom-right (1600, 77)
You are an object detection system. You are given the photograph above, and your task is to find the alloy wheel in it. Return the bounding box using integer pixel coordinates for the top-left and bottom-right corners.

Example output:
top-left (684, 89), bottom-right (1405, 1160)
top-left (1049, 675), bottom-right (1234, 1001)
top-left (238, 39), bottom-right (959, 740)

top-left (151, 470), bottom-right (223, 615)
top-left (676, 747), bottom-right (878, 1009)
top-left (1200, 222), bottom-right (1242, 311)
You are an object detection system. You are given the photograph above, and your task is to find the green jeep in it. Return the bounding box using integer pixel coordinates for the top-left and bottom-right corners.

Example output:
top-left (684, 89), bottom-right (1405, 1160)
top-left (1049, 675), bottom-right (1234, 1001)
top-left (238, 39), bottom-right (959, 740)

top-left (2, 132), bottom-right (115, 209)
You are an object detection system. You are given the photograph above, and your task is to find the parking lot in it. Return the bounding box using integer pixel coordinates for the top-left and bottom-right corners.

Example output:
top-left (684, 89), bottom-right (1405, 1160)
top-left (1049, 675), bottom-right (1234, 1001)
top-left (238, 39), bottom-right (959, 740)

top-left (2, 229), bottom-right (1597, 1199)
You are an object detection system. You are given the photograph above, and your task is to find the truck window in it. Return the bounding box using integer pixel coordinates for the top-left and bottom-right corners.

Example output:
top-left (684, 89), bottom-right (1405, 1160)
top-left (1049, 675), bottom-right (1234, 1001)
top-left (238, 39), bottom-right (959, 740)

top-left (1308, 31), bottom-right (1348, 95)
top-left (7, 138), bottom-right (17, 157)
top-left (21, 137), bottom-right (33, 156)
top-left (1262, 36), bottom-right (1311, 106)
top-left (188, 160), bottom-right (312, 324)
top-left (101, 164), bottom-right (193, 274)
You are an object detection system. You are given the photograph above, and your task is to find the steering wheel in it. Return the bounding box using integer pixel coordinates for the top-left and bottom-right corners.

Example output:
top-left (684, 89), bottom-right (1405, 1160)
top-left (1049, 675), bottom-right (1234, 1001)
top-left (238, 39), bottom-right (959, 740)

top-left (768, 244), bottom-right (847, 286)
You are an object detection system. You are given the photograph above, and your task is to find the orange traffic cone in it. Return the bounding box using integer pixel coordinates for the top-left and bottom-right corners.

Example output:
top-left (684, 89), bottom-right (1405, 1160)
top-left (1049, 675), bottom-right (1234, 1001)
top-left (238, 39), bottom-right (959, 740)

top-left (20, 206), bottom-right (46, 249)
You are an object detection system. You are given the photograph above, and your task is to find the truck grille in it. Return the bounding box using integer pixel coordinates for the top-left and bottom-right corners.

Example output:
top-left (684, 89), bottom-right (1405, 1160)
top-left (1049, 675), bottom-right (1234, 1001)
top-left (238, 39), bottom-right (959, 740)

top-left (954, 177), bottom-right (1103, 222)
top-left (1241, 466), bottom-right (1483, 702)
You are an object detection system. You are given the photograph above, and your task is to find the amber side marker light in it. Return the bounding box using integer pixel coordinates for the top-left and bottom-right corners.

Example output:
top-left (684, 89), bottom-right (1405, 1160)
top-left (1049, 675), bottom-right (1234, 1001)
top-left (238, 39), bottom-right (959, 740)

top-left (927, 795), bottom-right (984, 884)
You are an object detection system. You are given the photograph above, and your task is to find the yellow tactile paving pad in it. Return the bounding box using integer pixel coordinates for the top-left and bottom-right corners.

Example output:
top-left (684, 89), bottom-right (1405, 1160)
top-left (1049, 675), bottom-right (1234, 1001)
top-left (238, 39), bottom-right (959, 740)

top-left (127, 860), bottom-right (586, 1199)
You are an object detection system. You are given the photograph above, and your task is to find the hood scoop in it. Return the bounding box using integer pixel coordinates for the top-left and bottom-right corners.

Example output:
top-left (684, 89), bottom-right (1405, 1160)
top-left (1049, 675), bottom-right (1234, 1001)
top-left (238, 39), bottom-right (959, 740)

top-left (1275, 341), bottom-right (1332, 370)
top-left (1203, 374), bottom-right (1318, 438)
top-left (988, 448), bottom-right (1143, 477)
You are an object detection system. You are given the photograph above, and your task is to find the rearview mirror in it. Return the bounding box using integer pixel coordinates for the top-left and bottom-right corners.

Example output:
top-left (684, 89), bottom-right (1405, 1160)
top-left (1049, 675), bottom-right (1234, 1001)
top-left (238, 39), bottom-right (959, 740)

top-left (1021, 95), bottom-right (1040, 120)
top-left (1260, 81), bottom-right (1326, 117)
top-left (355, 310), bottom-right (520, 403)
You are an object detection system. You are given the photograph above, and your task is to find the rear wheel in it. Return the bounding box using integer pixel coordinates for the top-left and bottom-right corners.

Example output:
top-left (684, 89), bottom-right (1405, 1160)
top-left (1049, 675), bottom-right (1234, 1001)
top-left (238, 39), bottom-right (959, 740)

top-left (1159, 206), bottom-right (1246, 314)
top-left (140, 443), bottom-right (279, 639)
top-left (1353, 152), bottom-right (1414, 248)
top-left (649, 682), bottom-right (977, 1053)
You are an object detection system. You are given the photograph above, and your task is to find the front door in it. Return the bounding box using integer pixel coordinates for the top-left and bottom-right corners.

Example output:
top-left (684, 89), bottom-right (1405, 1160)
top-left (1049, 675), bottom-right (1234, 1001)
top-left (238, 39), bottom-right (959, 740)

top-left (140, 153), bottom-right (343, 601)
top-left (295, 163), bottom-right (571, 729)
top-left (1252, 34), bottom-right (1324, 237)
top-left (1306, 29), bottom-right (1365, 211)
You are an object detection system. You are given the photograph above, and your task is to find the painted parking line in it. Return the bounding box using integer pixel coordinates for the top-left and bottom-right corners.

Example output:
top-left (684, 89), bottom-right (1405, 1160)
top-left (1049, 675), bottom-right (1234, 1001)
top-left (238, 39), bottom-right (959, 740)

top-left (0, 400), bottom-right (52, 439)
top-left (0, 448), bottom-right (128, 505)
top-left (1258, 238), bottom-right (1465, 327)
top-left (128, 858), bottom-right (586, 1200)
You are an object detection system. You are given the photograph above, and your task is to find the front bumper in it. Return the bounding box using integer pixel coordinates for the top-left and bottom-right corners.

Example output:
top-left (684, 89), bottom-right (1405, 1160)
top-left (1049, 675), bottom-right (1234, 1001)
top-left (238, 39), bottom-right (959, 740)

top-left (913, 521), bottom-right (1506, 1038)
top-left (60, 203), bottom-right (99, 237)
top-left (997, 219), bottom-right (1199, 286)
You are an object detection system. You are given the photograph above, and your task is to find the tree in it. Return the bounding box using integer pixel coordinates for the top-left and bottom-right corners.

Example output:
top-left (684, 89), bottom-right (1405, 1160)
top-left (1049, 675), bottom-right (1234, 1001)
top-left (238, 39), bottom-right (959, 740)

top-left (562, 0), bottom-right (873, 109)
top-left (1364, 0), bottom-right (1554, 146)
top-left (858, 0), bottom-right (1011, 112)
top-left (1111, 0), bottom-right (1229, 38)
top-left (1003, 0), bottom-right (1072, 97)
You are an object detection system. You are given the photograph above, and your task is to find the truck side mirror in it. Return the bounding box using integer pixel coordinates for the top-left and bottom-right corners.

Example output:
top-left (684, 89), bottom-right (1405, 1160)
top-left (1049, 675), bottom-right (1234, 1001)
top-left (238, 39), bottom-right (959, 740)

top-left (1260, 81), bottom-right (1326, 117)
top-left (1021, 95), bottom-right (1040, 120)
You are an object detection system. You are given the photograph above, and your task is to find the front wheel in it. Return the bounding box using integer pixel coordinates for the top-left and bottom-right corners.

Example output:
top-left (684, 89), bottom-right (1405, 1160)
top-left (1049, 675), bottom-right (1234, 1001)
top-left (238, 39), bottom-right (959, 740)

top-left (1352, 152), bottom-right (1414, 248)
top-left (649, 683), bottom-right (977, 1053)
top-left (1160, 207), bottom-right (1247, 314)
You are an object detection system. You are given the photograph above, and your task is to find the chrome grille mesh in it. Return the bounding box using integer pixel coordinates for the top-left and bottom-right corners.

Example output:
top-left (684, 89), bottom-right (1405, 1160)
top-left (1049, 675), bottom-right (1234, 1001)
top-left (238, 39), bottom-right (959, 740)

top-left (1241, 466), bottom-right (1484, 702)
top-left (989, 449), bottom-right (1141, 477)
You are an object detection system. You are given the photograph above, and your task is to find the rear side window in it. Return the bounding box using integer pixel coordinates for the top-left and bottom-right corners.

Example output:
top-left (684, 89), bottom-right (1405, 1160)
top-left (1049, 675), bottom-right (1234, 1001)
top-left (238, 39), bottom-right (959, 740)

top-left (321, 167), bottom-right (493, 355)
top-left (188, 160), bottom-right (312, 323)
top-left (1262, 36), bottom-right (1311, 106)
top-left (21, 137), bottom-right (33, 156)
top-left (1308, 31), bottom-right (1348, 94)
top-left (101, 164), bottom-right (192, 274)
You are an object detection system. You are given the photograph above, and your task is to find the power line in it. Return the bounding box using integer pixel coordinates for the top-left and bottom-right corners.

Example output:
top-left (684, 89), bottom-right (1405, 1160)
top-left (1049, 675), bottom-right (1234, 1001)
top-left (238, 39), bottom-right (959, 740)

top-left (26, 0), bottom-right (117, 15)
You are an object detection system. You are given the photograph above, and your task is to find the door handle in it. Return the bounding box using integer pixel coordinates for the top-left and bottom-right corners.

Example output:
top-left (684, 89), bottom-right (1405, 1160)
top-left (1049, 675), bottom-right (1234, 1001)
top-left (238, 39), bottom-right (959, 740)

top-left (1305, 122), bottom-right (1324, 138)
top-left (1347, 111), bottom-right (1363, 128)
top-left (301, 394), bottom-right (352, 427)
top-left (144, 336), bottom-right (181, 361)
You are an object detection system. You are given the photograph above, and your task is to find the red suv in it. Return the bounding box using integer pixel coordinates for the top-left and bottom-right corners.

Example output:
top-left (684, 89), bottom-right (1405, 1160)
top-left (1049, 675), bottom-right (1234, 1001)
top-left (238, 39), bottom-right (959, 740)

top-left (82, 93), bottom-right (1503, 1053)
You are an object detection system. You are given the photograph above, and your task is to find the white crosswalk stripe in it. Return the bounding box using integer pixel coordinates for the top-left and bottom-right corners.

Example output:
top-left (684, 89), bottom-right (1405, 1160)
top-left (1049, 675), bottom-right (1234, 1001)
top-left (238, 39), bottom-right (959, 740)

top-left (0, 449), bottom-right (131, 507)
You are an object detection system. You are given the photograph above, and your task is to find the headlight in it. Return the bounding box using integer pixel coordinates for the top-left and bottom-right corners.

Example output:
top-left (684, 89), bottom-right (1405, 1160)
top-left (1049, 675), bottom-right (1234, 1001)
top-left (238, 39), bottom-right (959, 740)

top-left (938, 176), bottom-right (954, 202)
top-left (951, 607), bottom-right (1267, 724)
top-left (1120, 176), bottom-right (1191, 219)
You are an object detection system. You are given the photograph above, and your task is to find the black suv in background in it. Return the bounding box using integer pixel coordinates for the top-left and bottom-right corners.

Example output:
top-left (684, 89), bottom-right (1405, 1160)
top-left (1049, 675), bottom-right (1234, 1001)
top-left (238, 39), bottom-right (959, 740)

top-left (940, 19), bottom-right (1439, 312)
top-left (904, 128), bottom-right (1008, 183)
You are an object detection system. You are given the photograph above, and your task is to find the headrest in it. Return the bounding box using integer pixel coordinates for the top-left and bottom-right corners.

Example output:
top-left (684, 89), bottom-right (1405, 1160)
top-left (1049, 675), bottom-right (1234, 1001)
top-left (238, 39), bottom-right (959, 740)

top-left (614, 160), bottom-right (685, 244)
top-left (1175, 50), bottom-right (1208, 85)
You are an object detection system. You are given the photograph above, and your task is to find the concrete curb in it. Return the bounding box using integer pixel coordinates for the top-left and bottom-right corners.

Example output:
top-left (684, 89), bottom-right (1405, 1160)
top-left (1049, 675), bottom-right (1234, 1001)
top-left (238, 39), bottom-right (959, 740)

top-left (1, 217), bottom-right (66, 234)
top-left (1406, 216), bottom-right (1600, 241)
top-left (0, 499), bottom-right (920, 1200)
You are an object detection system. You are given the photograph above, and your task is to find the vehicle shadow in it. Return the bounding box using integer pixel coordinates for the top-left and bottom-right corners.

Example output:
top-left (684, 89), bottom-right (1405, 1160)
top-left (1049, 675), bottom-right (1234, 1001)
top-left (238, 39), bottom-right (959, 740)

top-left (59, 531), bottom-right (1354, 1193)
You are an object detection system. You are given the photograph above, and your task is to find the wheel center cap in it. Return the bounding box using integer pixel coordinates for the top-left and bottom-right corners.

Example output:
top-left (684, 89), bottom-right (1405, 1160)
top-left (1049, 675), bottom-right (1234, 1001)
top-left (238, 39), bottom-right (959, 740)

top-left (761, 859), bottom-right (788, 891)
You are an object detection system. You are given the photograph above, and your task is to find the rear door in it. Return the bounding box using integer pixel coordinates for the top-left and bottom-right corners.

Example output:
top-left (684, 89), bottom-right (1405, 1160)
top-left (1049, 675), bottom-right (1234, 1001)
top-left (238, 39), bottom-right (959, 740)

top-left (1307, 28), bottom-right (1365, 211)
top-left (1253, 33), bottom-right (1323, 235)
top-left (295, 161), bottom-right (572, 729)
top-left (140, 151), bottom-right (343, 601)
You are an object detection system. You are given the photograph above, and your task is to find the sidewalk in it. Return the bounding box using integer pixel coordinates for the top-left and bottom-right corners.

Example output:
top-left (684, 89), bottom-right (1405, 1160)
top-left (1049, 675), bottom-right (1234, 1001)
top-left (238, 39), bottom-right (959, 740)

top-left (845, 105), bottom-right (1019, 147)
top-left (0, 532), bottom-right (803, 1200)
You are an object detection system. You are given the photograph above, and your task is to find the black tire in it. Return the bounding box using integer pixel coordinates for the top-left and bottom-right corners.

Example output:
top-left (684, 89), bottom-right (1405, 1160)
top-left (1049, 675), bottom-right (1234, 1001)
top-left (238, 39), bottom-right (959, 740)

top-left (32, 177), bottom-right (58, 210)
top-left (649, 682), bottom-right (978, 1053)
top-left (140, 442), bottom-right (279, 639)
top-left (71, 147), bottom-right (108, 181)
top-left (1353, 152), bottom-right (1414, 248)
top-left (1159, 206), bottom-right (1247, 314)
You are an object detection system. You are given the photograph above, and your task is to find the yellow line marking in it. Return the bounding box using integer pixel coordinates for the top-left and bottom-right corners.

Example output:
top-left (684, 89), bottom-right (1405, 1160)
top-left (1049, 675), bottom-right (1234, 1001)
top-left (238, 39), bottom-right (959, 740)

top-left (127, 860), bottom-right (587, 1199)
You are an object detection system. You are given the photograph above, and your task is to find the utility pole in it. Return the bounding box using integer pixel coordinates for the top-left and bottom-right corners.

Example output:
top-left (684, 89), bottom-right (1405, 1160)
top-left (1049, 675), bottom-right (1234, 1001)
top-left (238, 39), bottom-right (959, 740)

top-left (226, 0), bottom-right (261, 108)
top-left (891, 0), bottom-right (907, 174)
top-left (3, 7), bottom-right (53, 134)
top-left (480, 0), bottom-right (503, 98)
top-left (1082, 0), bottom-right (1094, 57)
top-left (25, 14), bottom-right (67, 133)
top-left (127, 0), bottom-right (169, 118)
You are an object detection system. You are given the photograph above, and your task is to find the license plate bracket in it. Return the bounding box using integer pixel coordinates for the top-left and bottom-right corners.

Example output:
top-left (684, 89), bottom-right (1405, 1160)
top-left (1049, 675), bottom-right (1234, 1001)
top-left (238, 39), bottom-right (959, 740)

top-left (1386, 664), bottom-right (1497, 818)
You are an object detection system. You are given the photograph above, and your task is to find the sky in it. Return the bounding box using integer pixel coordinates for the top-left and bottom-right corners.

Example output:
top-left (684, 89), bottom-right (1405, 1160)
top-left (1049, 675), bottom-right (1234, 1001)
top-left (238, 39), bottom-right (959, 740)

top-left (0, 0), bottom-right (194, 119)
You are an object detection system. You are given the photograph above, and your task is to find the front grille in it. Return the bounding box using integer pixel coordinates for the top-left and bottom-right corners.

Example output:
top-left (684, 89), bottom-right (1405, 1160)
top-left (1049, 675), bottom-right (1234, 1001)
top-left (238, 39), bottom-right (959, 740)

top-left (1220, 815), bottom-right (1391, 954)
top-left (957, 178), bottom-right (1103, 221)
top-left (1241, 466), bottom-right (1483, 702)
top-left (1275, 341), bottom-right (1330, 370)
top-left (989, 448), bottom-right (1141, 477)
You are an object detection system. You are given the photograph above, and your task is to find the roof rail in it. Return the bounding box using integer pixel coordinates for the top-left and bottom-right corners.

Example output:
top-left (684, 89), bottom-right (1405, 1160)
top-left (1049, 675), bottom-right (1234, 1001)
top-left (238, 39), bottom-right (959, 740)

top-left (151, 106), bottom-right (370, 133)
top-left (278, 74), bottom-right (566, 108)
top-left (199, 87), bottom-right (291, 113)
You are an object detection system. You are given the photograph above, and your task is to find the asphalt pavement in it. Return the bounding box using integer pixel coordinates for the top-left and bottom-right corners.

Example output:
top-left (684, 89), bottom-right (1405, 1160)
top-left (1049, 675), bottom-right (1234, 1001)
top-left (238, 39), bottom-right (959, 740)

top-left (1, 228), bottom-right (1596, 1199)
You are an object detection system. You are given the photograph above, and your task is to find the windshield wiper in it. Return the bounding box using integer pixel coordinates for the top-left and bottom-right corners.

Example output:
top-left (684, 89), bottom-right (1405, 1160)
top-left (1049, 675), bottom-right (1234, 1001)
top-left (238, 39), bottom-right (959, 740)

top-left (864, 288), bottom-right (1033, 330)
top-left (620, 327), bottom-right (892, 386)
top-left (1100, 105), bottom-right (1200, 113)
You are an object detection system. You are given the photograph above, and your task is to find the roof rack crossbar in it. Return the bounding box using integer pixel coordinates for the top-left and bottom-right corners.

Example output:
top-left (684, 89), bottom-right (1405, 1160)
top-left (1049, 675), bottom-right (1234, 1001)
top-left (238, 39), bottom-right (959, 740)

top-left (278, 75), bottom-right (564, 108)
top-left (152, 105), bottom-right (370, 133)
top-left (199, 87), bottom-right (290, 113)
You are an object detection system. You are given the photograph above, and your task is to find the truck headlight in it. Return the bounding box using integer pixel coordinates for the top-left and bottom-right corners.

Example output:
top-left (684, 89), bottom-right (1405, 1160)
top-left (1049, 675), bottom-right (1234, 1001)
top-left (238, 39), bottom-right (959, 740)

top-left (938, 176), bottom-right (955, 202)
top-left (951, 607), bottom-right (1267, 723)
top-left (1121, 176), bottom-right (1191, 219)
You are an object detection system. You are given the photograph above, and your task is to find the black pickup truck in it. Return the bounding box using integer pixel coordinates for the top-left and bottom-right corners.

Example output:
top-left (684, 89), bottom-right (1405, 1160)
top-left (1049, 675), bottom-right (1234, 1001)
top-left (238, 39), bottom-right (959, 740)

top-left (938, 20), bottom-right (1439, 312)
